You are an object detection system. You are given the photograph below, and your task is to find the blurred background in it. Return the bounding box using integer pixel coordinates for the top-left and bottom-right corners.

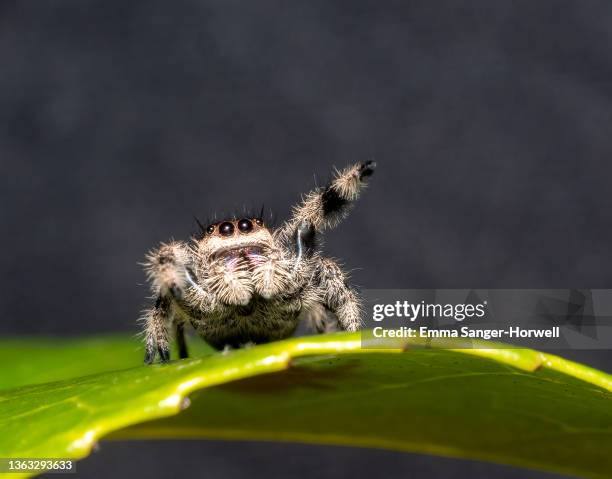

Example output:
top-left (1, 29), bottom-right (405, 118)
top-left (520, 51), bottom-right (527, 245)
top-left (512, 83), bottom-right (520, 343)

top-left (1, 1), bottom-right (611, 477)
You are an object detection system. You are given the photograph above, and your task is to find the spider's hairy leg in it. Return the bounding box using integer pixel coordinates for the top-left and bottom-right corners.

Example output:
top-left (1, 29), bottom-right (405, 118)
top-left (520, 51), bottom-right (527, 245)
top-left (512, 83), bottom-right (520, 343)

top-left (144, 296), bottom-right (172, 364)
top-left (301, 301), bottom-right (341, 333)
top-left (314, 257), bottom-right (362, 332)
top-left (175, 321), bottom-right (188, 360)
top-left (143, 241), bottom-right (212, 363)
top-left (144, 241), bottom-right (191, 300)
top-left (142, 300), bottom-right (194, 364)
top-left (294, 220), bottom-right (316, 266)
top-left (280, 160), bottom-right (376, 240)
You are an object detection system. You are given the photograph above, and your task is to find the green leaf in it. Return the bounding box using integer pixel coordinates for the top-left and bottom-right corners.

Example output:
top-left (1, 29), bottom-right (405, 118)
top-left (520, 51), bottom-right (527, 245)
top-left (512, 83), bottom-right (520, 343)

top-left (0, 333), bottom-right (610, 478)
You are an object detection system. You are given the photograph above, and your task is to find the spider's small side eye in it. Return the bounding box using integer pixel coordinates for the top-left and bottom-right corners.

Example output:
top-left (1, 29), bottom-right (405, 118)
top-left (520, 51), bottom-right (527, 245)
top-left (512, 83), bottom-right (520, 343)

top-left (219, 221), bottom-right (234, 236)
top-left (254, 218), bottom-right (263, 227)
top-left (238, 218), bottom-right (253, 233)
top-left (206, 225), bottom-right (215, 235)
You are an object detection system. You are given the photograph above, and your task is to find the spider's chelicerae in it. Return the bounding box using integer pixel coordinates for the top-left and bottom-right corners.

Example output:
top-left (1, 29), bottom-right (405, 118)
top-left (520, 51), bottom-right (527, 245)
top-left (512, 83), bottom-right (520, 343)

top-left (142, 161), bottom-right (376, 363)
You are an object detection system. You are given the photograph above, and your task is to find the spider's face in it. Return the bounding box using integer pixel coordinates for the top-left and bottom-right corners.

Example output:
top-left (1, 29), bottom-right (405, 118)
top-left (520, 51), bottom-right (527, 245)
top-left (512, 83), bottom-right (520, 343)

top-left (198, 217), bottom-right (275, 263)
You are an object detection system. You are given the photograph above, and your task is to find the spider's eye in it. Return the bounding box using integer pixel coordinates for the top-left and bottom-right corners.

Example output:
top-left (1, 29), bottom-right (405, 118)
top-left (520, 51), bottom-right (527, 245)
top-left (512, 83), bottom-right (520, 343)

top-left (254, 218), bottom-right (263, 227)
top-left (238, 218), bottom-right (253, 233)
top-left (206, 225), bottom-right (215, 235)
top-left (218, 221), bottom-right (234, 236)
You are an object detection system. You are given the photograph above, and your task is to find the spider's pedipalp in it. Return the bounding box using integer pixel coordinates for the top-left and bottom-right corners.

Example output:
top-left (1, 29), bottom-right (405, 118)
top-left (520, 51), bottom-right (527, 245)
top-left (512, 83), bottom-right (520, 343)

top-left (206, 258), bottom-right (253, 305)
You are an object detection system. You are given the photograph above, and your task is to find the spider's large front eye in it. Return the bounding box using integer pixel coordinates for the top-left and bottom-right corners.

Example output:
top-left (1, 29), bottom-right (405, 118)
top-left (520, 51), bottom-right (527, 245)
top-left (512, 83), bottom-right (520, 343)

top-left (218, 221), bottom-right (234, 236)
top-left (238, 218), bottom-right (253, 233)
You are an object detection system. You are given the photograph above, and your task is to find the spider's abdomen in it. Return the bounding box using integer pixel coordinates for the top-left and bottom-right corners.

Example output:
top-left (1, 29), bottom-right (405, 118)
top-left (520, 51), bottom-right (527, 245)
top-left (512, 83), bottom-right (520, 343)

top-left (186, 296), bottom-right (302, 350)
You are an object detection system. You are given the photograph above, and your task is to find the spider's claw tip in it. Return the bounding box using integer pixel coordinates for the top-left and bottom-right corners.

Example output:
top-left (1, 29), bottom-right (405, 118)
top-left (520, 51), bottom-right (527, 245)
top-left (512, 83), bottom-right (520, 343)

top-left (359, 161), bottom-right (376, 179)
top-left (144, 349), bottom-right (155, 365)
top-left (158, 346), bottom-right (170, 363)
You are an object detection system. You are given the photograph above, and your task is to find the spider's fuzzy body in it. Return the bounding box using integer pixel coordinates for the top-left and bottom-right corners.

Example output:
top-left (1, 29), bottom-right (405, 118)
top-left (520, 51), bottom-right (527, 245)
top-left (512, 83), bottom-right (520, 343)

top-left (142, 161), bottom-right (376, 363)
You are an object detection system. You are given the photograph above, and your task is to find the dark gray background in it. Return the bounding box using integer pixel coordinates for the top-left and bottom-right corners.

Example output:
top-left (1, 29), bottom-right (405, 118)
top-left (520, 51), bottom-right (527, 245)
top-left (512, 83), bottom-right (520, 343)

top-left (1, 1), bottom-right (611, 478)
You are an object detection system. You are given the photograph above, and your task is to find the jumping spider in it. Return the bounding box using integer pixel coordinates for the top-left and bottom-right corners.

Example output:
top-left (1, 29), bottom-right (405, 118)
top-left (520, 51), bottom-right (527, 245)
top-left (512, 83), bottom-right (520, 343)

top-left (142, 161), bottom-right (376, 363)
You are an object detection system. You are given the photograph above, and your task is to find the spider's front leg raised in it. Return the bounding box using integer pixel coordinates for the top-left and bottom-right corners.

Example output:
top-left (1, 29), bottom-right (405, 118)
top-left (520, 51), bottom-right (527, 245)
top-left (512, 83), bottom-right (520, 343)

top-left (280, 160), bottom-right (376, 241)
top-left (281, 161), bottom-right (375, 330)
